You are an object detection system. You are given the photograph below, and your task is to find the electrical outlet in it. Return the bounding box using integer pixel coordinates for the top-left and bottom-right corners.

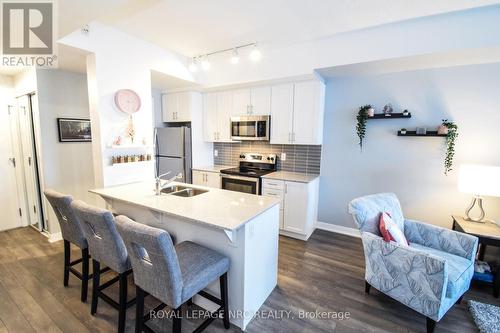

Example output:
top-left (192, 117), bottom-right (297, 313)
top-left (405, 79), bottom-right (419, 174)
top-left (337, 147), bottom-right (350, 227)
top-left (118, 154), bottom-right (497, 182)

top-left (214, 149), bottom-right (218, 157)
top-left (281, 153), bottom-right (286, 161)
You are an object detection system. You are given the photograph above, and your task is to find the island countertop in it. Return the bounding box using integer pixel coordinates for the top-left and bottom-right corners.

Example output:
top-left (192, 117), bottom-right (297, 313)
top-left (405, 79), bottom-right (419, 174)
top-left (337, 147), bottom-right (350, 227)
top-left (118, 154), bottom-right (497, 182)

top-left (90, 181), bottom-right (280, 232)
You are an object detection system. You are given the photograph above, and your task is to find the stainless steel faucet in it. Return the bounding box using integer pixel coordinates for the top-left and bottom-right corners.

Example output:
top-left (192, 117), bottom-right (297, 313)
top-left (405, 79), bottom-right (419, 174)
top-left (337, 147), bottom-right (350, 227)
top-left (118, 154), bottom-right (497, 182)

top-left (155, 172), bottom-right (183, 195)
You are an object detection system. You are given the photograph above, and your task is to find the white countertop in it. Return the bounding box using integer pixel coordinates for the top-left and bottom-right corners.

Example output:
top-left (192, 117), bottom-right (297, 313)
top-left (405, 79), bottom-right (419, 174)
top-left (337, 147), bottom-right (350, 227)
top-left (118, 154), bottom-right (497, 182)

top-left (90, 181), bottom-right (280, 231)
top-left (262, 171), bottom-right (319, 183)
top-left (192, 165), bottom-right (234, 173)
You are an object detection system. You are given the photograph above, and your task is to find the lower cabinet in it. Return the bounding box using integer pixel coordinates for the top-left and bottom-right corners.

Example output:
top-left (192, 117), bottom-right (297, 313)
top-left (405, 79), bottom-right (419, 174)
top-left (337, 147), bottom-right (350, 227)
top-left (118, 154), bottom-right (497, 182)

top-left (262, 178), bottom-right (319, 240)
top-left (192, 170), bottom-right (221, 188)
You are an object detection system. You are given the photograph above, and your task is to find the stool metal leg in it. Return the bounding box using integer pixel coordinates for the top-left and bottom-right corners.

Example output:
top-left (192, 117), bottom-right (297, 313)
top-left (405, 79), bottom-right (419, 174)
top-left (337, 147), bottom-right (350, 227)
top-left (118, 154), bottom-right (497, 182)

top-left (118, 273), bottom-right (128, 333)
top-left (172, 307), bottom-right (181, 333)
top-left (91, 260), bottom-right (100, 315)
top-left (81, 248), bottom-right (89, 302)
top-left (220, 272), bottom-right (230, 329)
top-left (63, 240), bottom-right (70, 287)
top-left (135, 286), bottom-right (145, 333)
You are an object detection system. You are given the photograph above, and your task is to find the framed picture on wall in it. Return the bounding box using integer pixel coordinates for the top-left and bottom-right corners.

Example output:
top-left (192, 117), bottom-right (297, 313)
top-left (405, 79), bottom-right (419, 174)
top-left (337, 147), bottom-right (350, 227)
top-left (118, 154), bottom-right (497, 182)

top-left (57, 118), bottom-right (92, 142)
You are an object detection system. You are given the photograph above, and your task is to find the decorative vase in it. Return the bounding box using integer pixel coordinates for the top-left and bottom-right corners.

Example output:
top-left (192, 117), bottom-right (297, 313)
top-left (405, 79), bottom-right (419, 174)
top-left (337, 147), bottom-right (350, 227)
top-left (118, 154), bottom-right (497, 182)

top-left (402, 109), bottom-right (409, 116)
top-left (437, 124), bottom-right (449, 135)
top-left (400, 129), bottom-right (407, 135)
top-left (367, 107), bottom-right (375, 117)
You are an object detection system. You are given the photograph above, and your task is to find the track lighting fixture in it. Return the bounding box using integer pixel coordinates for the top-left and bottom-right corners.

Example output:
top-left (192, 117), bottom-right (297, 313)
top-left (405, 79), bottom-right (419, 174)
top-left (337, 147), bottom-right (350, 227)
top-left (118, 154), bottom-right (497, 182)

top-left (230, 48), bottom-right (239, 64)
top-left (249, 44), bottom-right (261, 62)
top-left (190, 42), bottom-right (261, 71)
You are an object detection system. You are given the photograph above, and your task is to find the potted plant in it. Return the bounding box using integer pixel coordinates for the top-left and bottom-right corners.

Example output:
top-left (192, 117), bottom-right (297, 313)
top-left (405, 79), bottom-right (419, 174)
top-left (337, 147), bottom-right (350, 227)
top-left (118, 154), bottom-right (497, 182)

top-left (356, 105), bottom-right (371, 150)
top-left (441, 119), bottom-right (458, 175)
top-left (400, 128), bottom-right (407, 135)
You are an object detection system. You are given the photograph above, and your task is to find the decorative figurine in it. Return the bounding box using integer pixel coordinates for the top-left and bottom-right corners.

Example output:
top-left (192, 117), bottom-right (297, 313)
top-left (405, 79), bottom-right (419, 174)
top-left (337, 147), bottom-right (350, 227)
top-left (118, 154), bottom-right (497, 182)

top-left (383, 103), bottom-right (393, 116)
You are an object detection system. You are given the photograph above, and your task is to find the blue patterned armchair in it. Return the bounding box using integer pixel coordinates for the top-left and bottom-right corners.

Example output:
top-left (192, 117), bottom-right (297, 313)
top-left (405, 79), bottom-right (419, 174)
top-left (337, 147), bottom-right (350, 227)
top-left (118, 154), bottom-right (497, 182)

top-left (348, 193), bottom-right (478, 333)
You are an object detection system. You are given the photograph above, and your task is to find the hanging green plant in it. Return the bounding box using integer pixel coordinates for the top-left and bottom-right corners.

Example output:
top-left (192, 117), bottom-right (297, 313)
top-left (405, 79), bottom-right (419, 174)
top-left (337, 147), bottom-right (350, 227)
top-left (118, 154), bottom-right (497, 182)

top-left (441, 119), bottom-right (458, 175)
top-left (356, 105), bottom-right (372, 150)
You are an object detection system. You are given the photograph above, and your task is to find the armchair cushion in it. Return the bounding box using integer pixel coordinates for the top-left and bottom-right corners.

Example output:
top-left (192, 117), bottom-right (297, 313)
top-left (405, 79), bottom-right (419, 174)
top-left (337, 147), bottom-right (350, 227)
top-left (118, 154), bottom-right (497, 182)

top-left (410, 243), bottom-right (474, 299)
top-left (404, 219), bottom-right (478, 261)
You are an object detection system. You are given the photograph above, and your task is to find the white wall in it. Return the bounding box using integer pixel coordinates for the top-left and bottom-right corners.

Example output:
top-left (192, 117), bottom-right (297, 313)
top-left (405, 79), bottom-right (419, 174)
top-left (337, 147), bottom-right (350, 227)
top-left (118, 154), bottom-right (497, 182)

top-left (35, 69), bottom-right (96, 234)
top-left (318, 62), bottom-right (500, 229)
top-left (59, 21), bottom-right (197, 187)
top-left (201, 5), bottom-right (500, 87)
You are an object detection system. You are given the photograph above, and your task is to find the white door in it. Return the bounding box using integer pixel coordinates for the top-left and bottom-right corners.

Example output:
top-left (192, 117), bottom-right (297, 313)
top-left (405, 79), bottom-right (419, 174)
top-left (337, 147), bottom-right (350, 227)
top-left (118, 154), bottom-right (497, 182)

top-left (217, 91), bottom-right (233, 142)
top-left (162, 94), bottom-right (177, 122)
top-left (232, 88), bottom-right (251, 115)
top-left (292, 81), bottom-right (319, 144)
top-left (203, 93), bottom-right (218, 142)
top-left (17, 96), bottom-right (43, 230)
top-left (283, 181), bottom-right (308, 234)
top-left (270, 83), bottom-right (294, 144)
top-left (205, 171), bottom-right (221, 188)
top-left (250, 86), bottom-right (271, 115)
top-left (192, 170), bottom-right (205, 186)
top-left (0, 104), bottom-right (23, 231)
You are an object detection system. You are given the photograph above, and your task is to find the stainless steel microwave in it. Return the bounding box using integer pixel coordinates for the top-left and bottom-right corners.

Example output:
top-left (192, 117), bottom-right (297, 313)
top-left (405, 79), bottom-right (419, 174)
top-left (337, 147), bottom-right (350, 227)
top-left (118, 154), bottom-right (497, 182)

top-left (230, 115), bottom-right (270, 141)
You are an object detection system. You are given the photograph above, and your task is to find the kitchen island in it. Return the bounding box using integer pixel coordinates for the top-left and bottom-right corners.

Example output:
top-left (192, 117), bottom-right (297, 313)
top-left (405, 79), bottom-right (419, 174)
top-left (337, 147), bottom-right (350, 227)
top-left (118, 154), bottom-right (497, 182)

top-left (90, 181), bottom-right (280, 330)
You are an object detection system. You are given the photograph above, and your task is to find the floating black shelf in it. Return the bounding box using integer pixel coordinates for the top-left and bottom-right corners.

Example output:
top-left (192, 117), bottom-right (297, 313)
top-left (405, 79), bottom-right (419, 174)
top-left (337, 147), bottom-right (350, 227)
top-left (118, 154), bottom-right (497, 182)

top-left (398, 131), bottom-right (446, 137)
top-left (368, 113), bottom-right (412, 119)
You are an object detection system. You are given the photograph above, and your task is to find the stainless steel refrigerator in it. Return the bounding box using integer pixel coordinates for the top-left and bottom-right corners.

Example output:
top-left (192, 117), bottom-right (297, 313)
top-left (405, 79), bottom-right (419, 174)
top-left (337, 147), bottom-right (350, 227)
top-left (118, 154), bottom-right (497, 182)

top-left (154, 127), bottom-right (192, 183)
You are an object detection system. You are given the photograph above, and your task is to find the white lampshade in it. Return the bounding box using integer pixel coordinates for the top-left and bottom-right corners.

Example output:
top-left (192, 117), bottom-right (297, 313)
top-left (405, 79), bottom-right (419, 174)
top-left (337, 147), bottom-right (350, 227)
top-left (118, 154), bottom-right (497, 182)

top-left (458, 164), bottom-right (500, 197)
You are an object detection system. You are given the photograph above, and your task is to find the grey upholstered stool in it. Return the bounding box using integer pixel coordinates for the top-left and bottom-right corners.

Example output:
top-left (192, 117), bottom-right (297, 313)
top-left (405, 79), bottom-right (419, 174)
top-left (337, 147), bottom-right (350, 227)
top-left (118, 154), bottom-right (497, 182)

top-left (71, 200), bottom-right (134, 333)
top-left (44, 189), bottom-right (91, 302)
top-left (115, 215), bottom-right (231, 333)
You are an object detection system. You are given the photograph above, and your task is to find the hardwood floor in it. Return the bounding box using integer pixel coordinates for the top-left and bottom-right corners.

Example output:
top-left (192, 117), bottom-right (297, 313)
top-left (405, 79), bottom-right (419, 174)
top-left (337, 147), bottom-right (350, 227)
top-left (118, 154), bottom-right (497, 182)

top-left (0, 227), bottom-right (498, 333)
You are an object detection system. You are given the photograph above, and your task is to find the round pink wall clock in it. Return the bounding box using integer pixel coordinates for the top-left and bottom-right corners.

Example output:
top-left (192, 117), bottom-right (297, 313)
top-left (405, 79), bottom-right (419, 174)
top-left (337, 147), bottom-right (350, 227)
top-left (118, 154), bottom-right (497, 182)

top-left (114, 89), bottom-right (141, 114)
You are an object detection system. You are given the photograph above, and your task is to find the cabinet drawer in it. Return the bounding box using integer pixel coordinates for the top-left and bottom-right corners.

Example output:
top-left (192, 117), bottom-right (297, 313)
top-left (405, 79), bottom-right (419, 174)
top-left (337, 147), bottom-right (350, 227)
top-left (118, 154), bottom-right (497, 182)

top-left (262, 188), bottom-right (284, 200)
top-left (262, 179), bottom-right (284, 190)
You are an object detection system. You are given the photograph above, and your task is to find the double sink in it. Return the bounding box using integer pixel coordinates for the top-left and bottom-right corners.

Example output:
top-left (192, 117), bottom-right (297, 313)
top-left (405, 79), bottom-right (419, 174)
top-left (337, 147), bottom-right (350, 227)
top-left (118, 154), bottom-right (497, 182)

top-left (160, 185), bottom-right (208, 197)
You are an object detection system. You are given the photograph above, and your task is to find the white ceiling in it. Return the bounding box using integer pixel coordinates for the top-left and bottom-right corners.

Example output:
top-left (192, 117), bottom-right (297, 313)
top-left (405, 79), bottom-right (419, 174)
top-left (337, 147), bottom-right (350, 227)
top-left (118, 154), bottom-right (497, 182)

top-left (111, 0), bottom-right (500, 56)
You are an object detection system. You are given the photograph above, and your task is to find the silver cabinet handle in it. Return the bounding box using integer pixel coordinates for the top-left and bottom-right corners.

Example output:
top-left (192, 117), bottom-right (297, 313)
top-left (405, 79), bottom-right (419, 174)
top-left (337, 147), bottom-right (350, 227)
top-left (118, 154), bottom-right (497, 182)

top-left (288, 132), bottom-right (291, 142)
top-left (292, 132), bottom-right (295, 142)
top-left (214, 132), bottom-right (216, 141)
top-left (28, 156), bottom-right (32, 166)
top-left (285, 183), bottom-right (288, 194)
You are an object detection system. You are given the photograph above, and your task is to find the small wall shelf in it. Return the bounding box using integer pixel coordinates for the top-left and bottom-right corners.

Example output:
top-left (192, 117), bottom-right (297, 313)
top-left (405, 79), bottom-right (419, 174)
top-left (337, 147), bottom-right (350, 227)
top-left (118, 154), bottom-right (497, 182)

top-left (398, 131), bottom-right (446, 137)
top-left (368, 113), bottom-right (411, 119)
top-left (107, 144), bottom-right (154, 150)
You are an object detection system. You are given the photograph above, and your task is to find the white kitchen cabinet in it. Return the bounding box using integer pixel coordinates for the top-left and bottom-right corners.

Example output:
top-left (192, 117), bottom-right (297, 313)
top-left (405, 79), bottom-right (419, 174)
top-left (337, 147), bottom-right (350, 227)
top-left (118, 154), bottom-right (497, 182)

top-left (203, 92), bottom-right (233, 142)
top-left (262, 177), bottom-right (319, 240)
top-left (270, 79), bottom-right (325, 145)
top-left (162, 91), bottom-right (200, 122)
top-left (232, 86), bottom-right (271, 116)
top-left (270, 83), bottom-right (294, 144)
top-left (193, 170), bottom-right (221, 188)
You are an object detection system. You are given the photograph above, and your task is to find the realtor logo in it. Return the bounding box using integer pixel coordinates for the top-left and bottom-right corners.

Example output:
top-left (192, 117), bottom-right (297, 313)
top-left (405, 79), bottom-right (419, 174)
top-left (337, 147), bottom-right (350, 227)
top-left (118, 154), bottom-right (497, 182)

top-left (2, 1), bottom-right (56, 67)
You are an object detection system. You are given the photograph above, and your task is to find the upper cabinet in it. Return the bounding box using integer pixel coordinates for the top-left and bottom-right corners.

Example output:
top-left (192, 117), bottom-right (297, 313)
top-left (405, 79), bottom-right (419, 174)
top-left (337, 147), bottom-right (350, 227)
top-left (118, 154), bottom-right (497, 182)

top-left (270, 79), bottom-right (325, 145)
top-left (202, 78), bottom-right (325, 144)
top-left (162, 91), bottom-right (201, 122)
top-left (232, 86), bottom-right (271, 116)
top-left (203, 91), bottom-right (233, 142)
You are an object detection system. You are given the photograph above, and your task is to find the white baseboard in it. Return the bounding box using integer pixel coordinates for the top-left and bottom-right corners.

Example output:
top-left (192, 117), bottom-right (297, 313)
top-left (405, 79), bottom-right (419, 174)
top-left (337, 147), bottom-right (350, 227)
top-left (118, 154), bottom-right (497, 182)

top-left (47, 232), bottom-right (62, 243)
top-left (315, 221), bottom-right (360, 238)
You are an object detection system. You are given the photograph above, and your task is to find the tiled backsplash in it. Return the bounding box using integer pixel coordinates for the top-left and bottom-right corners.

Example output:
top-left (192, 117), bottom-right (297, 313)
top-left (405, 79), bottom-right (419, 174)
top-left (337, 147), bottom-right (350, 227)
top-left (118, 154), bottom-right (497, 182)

top-left (214, 142), bottom-right (322, 175)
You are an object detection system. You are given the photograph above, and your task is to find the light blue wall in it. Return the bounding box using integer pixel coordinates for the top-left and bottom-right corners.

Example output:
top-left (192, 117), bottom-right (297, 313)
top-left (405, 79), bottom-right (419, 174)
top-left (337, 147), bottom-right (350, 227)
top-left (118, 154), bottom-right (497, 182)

top-left (318, 62), bottom-right (500, 229)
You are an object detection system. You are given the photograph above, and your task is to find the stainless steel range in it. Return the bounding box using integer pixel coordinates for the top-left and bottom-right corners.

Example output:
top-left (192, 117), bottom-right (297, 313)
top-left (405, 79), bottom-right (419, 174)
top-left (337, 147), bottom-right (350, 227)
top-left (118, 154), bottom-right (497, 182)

top-left (220, 153), bottom-right (277, 195)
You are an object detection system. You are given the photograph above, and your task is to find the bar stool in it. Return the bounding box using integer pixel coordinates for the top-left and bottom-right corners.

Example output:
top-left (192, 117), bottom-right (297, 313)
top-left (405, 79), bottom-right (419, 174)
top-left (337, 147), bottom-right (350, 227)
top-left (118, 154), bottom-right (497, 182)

top-left (115, 215), bottom-right (231, 333)
top-left (71, 200), bottom-right (134, 333)
top-left (44, 189), bottom-right (90, 302)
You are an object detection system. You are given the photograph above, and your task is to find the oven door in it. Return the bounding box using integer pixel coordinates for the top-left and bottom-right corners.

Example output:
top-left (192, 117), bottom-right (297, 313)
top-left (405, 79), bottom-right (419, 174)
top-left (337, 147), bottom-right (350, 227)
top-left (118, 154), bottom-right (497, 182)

top-left (221, 174), bottom-right (260, 195)
top-left (231, 116), bottom-right (270, 141)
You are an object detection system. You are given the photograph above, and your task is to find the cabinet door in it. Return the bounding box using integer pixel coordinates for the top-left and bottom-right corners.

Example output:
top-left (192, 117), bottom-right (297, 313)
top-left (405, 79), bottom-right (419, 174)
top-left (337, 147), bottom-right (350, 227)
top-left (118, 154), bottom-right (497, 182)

top-left (270, 83), bottom-right (294, 144)
top-left (292, 81), bottom-right (322, 144)
top-left (205, 171), bottom-right (221, 188)
top-left (176, 92), bottom-right (191, 122)
top-left (217, 91), bottom-right (233, 142)
top-left (162, 94), bottom-right (177, 122)
top-left (232, 89), bottom-right (251, 115)
top-left (250, 86), bottom-right (271, 115)
top-left (192, 170), bottom-right (206, 186)
top-left (283, 181), bottom-right (308, 234)
top-left (203, 93), bottom-right (218, 142)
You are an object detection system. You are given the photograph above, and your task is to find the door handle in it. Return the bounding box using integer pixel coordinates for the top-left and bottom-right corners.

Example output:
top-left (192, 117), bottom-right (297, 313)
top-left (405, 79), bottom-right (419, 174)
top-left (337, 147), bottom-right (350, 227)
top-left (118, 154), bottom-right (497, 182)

top-left (9, 157), bottom-right (16, 167)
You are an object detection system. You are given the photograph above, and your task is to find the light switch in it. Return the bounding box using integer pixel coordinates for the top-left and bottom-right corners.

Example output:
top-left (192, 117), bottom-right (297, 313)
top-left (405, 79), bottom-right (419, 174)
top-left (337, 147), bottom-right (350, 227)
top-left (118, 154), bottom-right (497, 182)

top-left (214, 149), bottom-right (218, 157)
top-left (281, 153), bottom-right (286, 161)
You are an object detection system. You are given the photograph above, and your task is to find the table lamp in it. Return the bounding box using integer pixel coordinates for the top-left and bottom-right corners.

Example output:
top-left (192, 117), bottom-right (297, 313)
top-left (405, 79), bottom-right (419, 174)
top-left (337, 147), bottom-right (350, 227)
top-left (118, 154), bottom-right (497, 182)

top-left (458, 164), bottom-right (500, 222)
